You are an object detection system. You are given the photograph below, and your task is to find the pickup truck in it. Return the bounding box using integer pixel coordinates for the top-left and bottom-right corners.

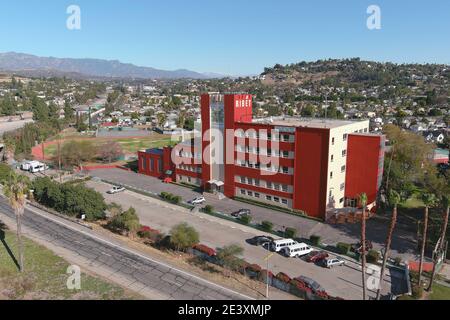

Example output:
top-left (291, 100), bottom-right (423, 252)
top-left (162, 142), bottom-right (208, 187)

top-left (107, 186), bottom-right (126, 194)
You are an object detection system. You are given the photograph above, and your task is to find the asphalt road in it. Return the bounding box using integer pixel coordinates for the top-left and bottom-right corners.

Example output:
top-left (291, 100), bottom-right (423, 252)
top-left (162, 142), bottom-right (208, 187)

top-left (0, 196), bottom-right (250, 300)
top-left (89, 168), bottom-right (418, 260)
top-left (0, 119), bottom-right (34, 136)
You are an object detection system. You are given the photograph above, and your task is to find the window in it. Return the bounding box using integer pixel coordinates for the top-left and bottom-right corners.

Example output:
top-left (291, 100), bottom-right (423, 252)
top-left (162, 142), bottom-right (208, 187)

top-left (340, 183), bottom-right (345, 191)
top-left (267, 182), bottom-right (273, 189)
top-left (342, 150), bottom-right (347, 157)
top-left (282, 167), bottom-right (289, 174)
top-left (247, 191), bottom-right (253, 196)
top-left (281, 199), bottom-right (288, 205)
top-left (240, 176), bottom-right (246, 183)
top-left (187, 177), bottom-right (191, 183)
top-left (340, 197), bottom-right (344, 204)
top-left (332, 137), bottom-right (335, 145)
top-left (329, 190), bottom-right (333, 197)
top-left (282, 151), bottom-right (289, 158)
top-left (331, 154), bottom-right (334, 162)
top-left (330, 171), bottom-right (333, 179)
top-left (267, 149), bottom-right (272, 156)
top-left (343, 134), bottom-right (348, 141)
top-left (266, 195), bottom-right (272, 201)
top-left (274, 183), bottom-right (280, 191)
top-left (282, 185), bottom-right (288, 192)
top-left (150, 158), bottom-right (155, 171)
top-left (141, 157), bottom-right (146, 169)
top-left (364, 128), bottom-right (368, 133)
top-left (267, 133), bottom-right (272, 140)
top-left (248, 178), bottom-right (253, 185)
top-left (283, 134), bottom-right (290, 142)
top-left (341, 165), bottom-right (346, 173)
top-left (254, 179), bottom-right (260, 187)
top-left (240, 189), bottom-right (246, 195)
top-left (254, 193), bottom-right (260, 198)
top-left (273, 197), bottom-right (280, 203)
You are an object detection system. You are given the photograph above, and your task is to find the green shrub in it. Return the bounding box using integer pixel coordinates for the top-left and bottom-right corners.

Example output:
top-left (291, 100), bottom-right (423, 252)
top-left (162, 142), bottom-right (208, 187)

top-left (310, 235), bottom-right (321, 246)
top-left (284, 227), bottom-right (297, 239)
top-left (366, 249), bottom-right (380, 263)
top-left (203, 205), bottom-right (214, 214)
top-left (109, 207), bottom-right (140, 234)
top-left (261, 220), bottom-right (273, 232)
top-left (239, 215), bottom-right (252, 225)
top-left (336, 242), bottom-right (351, 255)
top-left (169, 222), bottom-right (199, 251)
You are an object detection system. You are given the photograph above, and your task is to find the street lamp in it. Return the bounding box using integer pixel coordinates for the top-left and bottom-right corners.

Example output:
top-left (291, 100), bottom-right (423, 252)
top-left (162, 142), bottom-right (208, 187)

top-left (263, 241), bottom-right (273, 299)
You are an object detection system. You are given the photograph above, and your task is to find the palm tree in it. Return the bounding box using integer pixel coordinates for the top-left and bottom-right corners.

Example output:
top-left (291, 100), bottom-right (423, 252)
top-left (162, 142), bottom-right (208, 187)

top-left (376, 189), bottom-right (401, 300)
top-left (427, 195), bottom-right (449, 291)
top-left (418, 193), bottom-right (437, 287)
top-left (2, 172), bottom-right (30, 272)
top-left (359, 193), bottom-right (368, 300)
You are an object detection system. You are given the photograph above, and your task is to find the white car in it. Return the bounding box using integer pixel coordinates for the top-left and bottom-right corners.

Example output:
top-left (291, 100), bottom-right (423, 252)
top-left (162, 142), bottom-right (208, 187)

top-left (190, 196), bottom-right (206, 205)
top-left (107, 186), bottom-right (126, 194)
top-left (321, 257), bottom-right (345, 268)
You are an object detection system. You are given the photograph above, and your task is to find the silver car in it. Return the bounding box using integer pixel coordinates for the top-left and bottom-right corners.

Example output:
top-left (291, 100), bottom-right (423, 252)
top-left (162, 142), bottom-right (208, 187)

top-left (321, 257), bottom-right (345, 268)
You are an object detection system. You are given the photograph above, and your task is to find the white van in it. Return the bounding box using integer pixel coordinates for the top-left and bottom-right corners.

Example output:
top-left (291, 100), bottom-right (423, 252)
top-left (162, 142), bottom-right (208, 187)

top-left (29, 162), bottom-right (46, 173)
top-left (282, 243), bottom-right (313, 258)
top-left (21, 161), bottom-right (38, 171)
top-left (271, 239), bottom-right (297, 252)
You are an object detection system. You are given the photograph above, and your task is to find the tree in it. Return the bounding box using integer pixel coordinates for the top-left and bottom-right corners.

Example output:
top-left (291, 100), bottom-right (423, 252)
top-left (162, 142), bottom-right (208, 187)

top-left (169, 222), bottom-right (199, 251)
top-left (108, 207), bottom-right (140, 235)
top-left (156, 113), bottom-right (167, 128)
top-left (216, 244), bottom-right (244, 276)
top-left (359, 193), bottom-right (368, 300)
top-left (376, 189), bottom-right (401, 300)
top-left (64, 100), bottom-right (74, 122)
top-left (61, 140), bottom-right (97, 169)
top-left (427, 196), bottom-right (449, 292)
top-left (2, 172), bottom-right (30, 272)
top-left (418, 193), bottom-right (437, 288)
top-left (100, 141), bottom-right (123, 163)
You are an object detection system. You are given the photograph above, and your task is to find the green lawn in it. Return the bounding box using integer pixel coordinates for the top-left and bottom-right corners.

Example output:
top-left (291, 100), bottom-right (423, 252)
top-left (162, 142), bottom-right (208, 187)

top-left (0, 225), bottom-right (139, 300)
top-left (43, 135), bottom-right (176, 158)
top-left (428, 283), bottom-right (450, 300)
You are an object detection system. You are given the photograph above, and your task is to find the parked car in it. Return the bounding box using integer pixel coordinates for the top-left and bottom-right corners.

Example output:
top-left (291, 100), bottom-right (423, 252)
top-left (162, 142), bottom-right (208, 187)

top-left (247, 235), bottom-right (274, 246)
top-left (107, 186), bottom-right (126, 194)
top-left (270, 238), bottom-right (297, 252)
top-left (282, 243), bottom-right (313, 258)
top-left (295, 276), bottom-right (325, 294)
top-left (351, 240), bottom-right (373, 253)
top-left (189, 196), bottom-right (206, 205)
top-left (320, 257), bottom-right (345, 268)
top-left (305, 250), bottom-right (329, 263)
top-left (163, 177), bottom-right (172, 183)
top-left (231, 208), bottom-right (251, 217)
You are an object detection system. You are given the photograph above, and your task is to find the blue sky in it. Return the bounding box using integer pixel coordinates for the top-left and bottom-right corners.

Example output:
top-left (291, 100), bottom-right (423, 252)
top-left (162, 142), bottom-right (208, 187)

top-left (0, 0), bottom-right (449, 75)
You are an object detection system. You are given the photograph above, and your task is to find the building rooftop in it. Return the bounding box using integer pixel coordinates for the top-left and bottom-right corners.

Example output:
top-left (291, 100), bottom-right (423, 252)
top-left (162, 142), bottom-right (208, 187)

top-left (252, 116), bottom-right (368, 129)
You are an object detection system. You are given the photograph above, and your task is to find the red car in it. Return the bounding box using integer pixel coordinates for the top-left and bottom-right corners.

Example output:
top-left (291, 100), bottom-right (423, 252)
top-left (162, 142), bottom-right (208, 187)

top-left (305, 251), bottom-right (329, 263)
top-left (163, 177), bottom-right (173, 183)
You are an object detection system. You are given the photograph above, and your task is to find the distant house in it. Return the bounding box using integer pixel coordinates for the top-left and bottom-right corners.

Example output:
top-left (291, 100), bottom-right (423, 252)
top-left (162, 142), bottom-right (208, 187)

top-left (423, 131), bottom-right (445, 144)
top-left (410, 123), bottom-right (427, 133)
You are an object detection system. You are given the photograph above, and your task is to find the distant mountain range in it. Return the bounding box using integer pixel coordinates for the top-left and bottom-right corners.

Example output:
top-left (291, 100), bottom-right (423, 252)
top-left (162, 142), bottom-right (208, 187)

top-left (0, 52), bottom-right (227, 80)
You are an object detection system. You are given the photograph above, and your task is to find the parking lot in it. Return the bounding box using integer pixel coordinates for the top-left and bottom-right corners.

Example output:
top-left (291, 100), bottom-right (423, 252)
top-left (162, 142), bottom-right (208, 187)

top-left (88, 168), bottom-right (418, 261)
top-left (86, 178), bottom-right (410, 299)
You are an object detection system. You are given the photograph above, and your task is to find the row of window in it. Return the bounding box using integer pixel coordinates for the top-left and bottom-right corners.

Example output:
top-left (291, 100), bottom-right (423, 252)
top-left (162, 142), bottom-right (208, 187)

top-left (236, 145), bottom-right (292, 158)
top-left (141, 157), bottom-right (163, 173)
top-left (237, 176), bottom-right (290, 193)
top-left (236, 161), bottom-right (292, 174)
top-left (331, 128), bottom-right (368, 145)
top-left (235, 131), bottom-right (294, 142)
top-left (329, 166), bottom-right (346, 179)
top-left (177, 164), bottom-right (202, 173)
top-left (239, 188), bottom-right (289, 205)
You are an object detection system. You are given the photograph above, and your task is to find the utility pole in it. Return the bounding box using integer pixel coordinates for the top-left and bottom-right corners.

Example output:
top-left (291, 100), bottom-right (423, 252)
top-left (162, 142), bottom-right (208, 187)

top-left (263, 242), bottom-right (273, 299)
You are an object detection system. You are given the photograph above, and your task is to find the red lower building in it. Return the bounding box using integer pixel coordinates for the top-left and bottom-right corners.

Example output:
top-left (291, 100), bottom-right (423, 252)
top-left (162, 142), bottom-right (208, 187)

top-left (138, 93), bottom-right (385, 221)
